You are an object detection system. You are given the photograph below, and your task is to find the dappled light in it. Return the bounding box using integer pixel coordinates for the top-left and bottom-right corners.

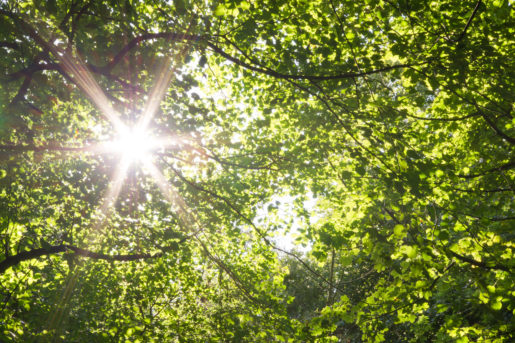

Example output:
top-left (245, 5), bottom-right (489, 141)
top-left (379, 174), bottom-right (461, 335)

top-left (1, 1), bottom-right (514, 342)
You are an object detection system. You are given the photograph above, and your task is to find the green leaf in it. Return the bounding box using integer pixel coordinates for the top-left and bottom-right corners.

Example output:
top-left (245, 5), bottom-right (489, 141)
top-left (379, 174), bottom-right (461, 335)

top-left (214, 4), bottom-right (226, 16)
top-left (174, 0), bottom-right (186, 14)
top-left (239, 1), bottom-right (250, 10)
top-left (491, 301), bottom-right (502, 311)
top-left (393, 224), bottom-right (404, 237)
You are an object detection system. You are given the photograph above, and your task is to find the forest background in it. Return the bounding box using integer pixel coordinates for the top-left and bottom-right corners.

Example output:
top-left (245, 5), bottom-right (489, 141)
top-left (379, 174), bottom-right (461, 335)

top-left (0, 0), bottom-right (514, 342)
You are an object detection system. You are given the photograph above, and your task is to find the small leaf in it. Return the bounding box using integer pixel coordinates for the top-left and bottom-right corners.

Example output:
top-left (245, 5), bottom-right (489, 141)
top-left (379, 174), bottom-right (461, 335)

top-left (491, 301), bottom-right (502, 310)
top-left (239, 1), bottom-right (250, 10)
top-left (214, 4), bottom-right (226, 16)
top-left (393, 224), bottom-right (404, 236)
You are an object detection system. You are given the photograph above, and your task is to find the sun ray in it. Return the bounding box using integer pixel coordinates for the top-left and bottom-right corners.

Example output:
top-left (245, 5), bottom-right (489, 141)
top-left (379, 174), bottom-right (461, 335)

top-left (46, 156), bottom-right (131, 333)
top-left (142, 158), bottom-right (195, 227)
top-left (153, 135), bottom-right (183, 149)
top-left (99, 155), bottom-right (132, 214)
top-left (143, 159), bottom-right (183, 206)
top-left (137, 57), bottom-right (177, 132)
top-left (37, 15), bottom-right (199, 337)
top-left (52, 49), bottom-right (126, 132)
top-left (137, 22), bottom-right (197, 132)
top-left (45, 264), bottom-right (82, 335)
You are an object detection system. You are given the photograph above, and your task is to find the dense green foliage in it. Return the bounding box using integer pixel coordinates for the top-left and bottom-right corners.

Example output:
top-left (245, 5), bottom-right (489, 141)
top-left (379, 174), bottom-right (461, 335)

top-left (0, 0), bottom-right (514, 341)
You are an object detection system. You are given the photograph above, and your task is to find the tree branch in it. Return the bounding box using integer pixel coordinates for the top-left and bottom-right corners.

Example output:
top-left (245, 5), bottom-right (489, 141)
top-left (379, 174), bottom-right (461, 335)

top-left (99, 31), bottom-right (418, 81)
top-left (457, 160), bottom-right (515, 179)
top-left (480, 112), bottom-right (515, 145)
top-left (0, 41), bottom-right (19, 50)
top-left (0, 143), bottom-right (99, 153)
top-left (0, 241), bottom-right (186, 275)
top-left (106, 32), bottom-right (204, 71)
top-left (448, 250), bottom-right (512, 273)
top-left (9, 76), bottom-right (32, 105)
top-left (207, 40), bottom-right (418, 81)
top-left (454, 0), bottom-right (482, 43)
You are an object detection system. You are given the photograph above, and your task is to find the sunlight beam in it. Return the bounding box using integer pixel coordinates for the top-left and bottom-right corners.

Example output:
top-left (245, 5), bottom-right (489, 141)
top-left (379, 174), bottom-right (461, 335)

top-left (137, 58), bottom-right (176, 132)
top-left (45, 154), bottom-right (131, 333)
top-left (136, 21), bottom-right (196, 132)
top-left (142, 159), bottom-right (193, 226)
top-left (44, 41), bottom-right (125, 132)
top-left (143, 159), bottom-right (181, 205)
top-left (100, 155), bottom-right (131, 214)
top-left (65, 59), bottom-right (125, 131)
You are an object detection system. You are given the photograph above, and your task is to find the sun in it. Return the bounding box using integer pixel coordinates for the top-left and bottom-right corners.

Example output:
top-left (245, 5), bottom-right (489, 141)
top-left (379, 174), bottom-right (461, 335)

top-left (107, 126), bottom-right (159, 163)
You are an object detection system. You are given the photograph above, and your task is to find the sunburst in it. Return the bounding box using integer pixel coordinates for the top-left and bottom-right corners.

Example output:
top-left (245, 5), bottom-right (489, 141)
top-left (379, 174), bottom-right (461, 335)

top-left (35, 24), bottom-right (195, 216)
top-left (106, 125), bottom-right (161, 164)
top-left (39, 15), bottom-right (201, 335)
top-left (100, 123), bottom-right (185, 214)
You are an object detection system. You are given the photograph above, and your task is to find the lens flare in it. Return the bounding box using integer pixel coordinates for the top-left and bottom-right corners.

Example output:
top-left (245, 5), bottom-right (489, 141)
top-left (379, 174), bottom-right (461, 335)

top-left (107, 126), bottom-right (160, 163)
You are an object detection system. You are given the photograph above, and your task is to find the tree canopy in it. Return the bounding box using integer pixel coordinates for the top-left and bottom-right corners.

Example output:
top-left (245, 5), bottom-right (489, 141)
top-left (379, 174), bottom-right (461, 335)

top-left (0, 0), bottom-right (514, 342)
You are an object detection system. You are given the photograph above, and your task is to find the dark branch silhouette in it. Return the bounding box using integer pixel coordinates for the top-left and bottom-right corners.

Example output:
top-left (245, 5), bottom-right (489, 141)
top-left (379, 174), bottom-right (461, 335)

top-left (448, 250), bottom-right (512, 273)
top-left (454, 0), bottom-right (483, 42)
top-left (0, 240), bottom-right (187, 275)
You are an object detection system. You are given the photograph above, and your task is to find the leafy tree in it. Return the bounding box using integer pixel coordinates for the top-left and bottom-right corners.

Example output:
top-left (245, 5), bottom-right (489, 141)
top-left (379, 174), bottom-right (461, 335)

top-left (0, 0), bottom-right (514, 342)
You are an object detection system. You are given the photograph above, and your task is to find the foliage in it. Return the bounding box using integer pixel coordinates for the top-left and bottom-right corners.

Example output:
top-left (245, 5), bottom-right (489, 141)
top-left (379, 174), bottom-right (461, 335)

top-left (0, 0), bottom-right (514, 342)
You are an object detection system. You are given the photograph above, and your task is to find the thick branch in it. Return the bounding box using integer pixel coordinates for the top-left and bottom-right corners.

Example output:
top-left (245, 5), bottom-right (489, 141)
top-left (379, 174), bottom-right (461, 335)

top-left (0, 41), bottom-right (19, 50)
top-left (448, 250), bottom-right (512, 273)
top-left (7, 62), bottom-right (63, 81)
top-left (454, 0), bottom-right (482, 42)
top-left (481, 112), bottom-right (515, 145)
top-left (207, 40), bottom-right (417, 81)
top-left (9, 76), bottom-right (32, 105)
top-left (0, 242), bottom-right (185, 275)
top-left (67, 245), bottom-right (157, 261)
top-left (83, 30), bottom-right (416, 81)
top-left (106, 32), bottom-right (203, 70)
top-left (452, 187), bottom-right (512, 193)
top-left (0, 143), bottom-right (97, 153)
top-left (457, 160), bottom-right (515, 179)
top-left (0, 245), bottom-right (68, 274)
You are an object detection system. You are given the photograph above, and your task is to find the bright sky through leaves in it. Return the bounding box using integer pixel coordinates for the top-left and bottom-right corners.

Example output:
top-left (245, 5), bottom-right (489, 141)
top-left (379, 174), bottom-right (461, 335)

top-left (0, 0), bottom-right (514, 342)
